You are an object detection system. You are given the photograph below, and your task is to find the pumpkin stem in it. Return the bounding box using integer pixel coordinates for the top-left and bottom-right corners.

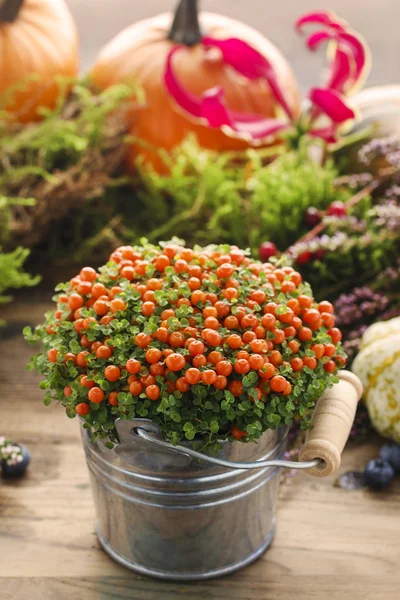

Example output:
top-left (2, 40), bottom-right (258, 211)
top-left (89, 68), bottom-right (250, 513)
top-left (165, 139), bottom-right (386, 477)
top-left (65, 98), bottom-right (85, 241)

top-left (0, 0), bottom-right (24, 23)
top-left (168, 0), bottom-right (202, 47)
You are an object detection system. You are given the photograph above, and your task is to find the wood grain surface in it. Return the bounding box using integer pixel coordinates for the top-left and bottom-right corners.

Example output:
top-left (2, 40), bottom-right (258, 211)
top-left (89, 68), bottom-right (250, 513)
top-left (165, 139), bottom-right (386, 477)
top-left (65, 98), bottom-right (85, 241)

top-left (0, 298), bottom-right (399, 599)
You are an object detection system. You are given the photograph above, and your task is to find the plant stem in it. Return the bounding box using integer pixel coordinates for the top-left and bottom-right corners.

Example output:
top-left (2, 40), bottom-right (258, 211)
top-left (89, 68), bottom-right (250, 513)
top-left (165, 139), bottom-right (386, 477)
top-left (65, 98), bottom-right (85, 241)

top-left (168, 0), bottom-right (202, 47)
top-left (291, 180), bottom-right (378, 248)
top-left (0, 0), bottom-right (24, 23)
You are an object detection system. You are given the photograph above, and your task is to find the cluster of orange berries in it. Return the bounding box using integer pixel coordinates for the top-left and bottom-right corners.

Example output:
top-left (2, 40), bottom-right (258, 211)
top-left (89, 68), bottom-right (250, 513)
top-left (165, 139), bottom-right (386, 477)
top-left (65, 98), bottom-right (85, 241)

top-left (43, 242), bottom-right (345, 441)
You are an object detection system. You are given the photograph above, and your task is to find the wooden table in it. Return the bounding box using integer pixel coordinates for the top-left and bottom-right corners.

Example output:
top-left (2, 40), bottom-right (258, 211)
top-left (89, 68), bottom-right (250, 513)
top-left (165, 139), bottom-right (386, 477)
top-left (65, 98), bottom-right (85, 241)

top-left (0, 298), bottom-right (399, 599)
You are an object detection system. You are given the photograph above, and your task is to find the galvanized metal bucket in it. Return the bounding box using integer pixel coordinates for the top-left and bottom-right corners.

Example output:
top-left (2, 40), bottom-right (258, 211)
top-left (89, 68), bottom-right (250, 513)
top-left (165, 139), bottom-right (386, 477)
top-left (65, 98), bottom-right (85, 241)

top-left (80, 371), bottom-right (362, 581)
top-left (81, 419), bottom-right (299, 580)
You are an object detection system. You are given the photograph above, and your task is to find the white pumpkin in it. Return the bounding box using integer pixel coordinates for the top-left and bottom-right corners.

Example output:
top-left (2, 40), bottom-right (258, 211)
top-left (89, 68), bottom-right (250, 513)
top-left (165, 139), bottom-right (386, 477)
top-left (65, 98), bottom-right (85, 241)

top-left (360, 316), bottom-right (400, 350)
top-left (352, 318), bottom-right (400, 442)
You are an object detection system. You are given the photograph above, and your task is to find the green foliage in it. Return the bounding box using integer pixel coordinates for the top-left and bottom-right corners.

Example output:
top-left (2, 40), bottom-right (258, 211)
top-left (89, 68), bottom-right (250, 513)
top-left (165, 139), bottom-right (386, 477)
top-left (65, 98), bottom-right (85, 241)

top-left (126, 138), bottom-right (351, 254)
top-left (0, 246), bottom-right (39, 309)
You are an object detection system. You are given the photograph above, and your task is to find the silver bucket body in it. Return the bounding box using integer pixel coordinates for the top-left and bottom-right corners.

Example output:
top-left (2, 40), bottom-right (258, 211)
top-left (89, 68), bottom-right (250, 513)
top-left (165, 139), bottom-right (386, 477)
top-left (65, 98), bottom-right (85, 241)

top-left (81, 422), bottom-right (287, 580)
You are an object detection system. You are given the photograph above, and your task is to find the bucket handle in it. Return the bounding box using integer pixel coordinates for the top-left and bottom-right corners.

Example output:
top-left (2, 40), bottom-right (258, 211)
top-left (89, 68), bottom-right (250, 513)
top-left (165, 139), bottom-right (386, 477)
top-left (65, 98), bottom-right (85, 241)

top-left (119, 370), bottom-right (362, 477)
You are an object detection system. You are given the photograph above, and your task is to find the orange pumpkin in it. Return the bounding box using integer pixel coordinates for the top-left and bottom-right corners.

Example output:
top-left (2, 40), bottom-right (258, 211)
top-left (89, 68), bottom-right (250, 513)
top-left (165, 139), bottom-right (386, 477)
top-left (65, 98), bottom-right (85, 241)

top-left (0, 0), bottom-right (79, 122)
top-left (91, 0), bottom-right (301, 172)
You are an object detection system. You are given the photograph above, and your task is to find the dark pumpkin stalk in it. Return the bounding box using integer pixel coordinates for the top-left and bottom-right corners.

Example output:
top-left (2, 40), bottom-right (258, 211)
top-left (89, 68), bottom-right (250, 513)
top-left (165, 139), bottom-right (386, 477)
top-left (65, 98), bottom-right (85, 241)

top-left (0, 0), bottom-right (24, 23)
top-left (168, 0), bottom-right (202, 47)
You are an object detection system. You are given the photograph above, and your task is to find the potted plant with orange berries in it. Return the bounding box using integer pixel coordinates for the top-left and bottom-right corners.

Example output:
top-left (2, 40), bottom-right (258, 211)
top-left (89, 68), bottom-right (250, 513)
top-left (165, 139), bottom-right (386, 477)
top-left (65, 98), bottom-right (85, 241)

top-left (24, 240), bottom-right (361, 580)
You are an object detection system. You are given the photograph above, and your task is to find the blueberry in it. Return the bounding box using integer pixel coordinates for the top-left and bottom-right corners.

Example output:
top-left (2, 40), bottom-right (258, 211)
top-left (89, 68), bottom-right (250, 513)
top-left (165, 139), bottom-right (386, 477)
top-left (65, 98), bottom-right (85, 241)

top-left (380, 444), bottom-right (400, 474)
top-left (363, 459), bottom-right (394, 491)
top-left (1, 444), bottom-right (30, 478)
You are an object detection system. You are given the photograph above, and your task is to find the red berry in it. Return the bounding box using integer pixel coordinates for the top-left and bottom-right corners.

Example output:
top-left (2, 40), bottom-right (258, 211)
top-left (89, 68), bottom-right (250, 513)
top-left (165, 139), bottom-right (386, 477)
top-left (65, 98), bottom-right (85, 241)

top-left (304, 207), bottom-right (322, 228)
top-left (259, 242), bottom-right (277, 262)
top-left (327, 201), bottom-right (347, 217)
top-left (296, 251), bottom-right (312, 265)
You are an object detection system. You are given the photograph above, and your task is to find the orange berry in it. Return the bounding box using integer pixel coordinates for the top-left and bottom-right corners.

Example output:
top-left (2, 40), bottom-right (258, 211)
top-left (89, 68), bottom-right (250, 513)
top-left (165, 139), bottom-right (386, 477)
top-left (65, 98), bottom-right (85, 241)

top-left (64, 386), bottom-right (73, 397)
top-left (154, 255), bottom-right (170, 271)
top-left (76, 403), bottom-right (90, 416)
top-left (169, 332), bottom-right (185, 347)
top-left (142, 301), bottom-right (156, 316)
top-left (277, 308), bottom-right (294, 324)
top-left (216, 360), bottom-right (232, 376)
top-left (259, 363), bottom-right (276, 380)
top-left (185, 368), bottom-right (202, 385)
top-left (214, 375), bottom-right (228, 389)
top-left (234, 359), bottom-right (250, 374)
top-left (188, 340), bottom-right (205, 356)
top-left (328, 328), bottom-right (342, 344)
top-left (80, 376), bottom-right (95, 389)
top-left (236, 350), bottom-right (250, 361)
top-left (204, 330), bottom-right (222, 347)
top-left (80, 267), bottom-right (97, 282)
top-left (215, 301), bottom-right (231, 317)
top-left (288, 340), bottom-right (300, 353)
top-left (145, 348), bottom-right (162, 364)
top-left (146, 385), bottom-right (160, 401)
top-left (202, 370), bottom-right (217, 385)
top-left (68, 293), bottom-right (84, 311)
top-left (228, 381), bottom-right (243, 397)
top-left (324, 344), bottom-right (336, 357)
top-left (96, 345), bottom-right (112, 359)
top-left (298, 327), bottom-right (313, 342)
top-left (110, 298), bottom-right (126, 313)
top-left (176, 377), bottom-right (190, 392)
top-left (231, 425), bottom-right (246, 440)
top-left (193, 354), bottom-right (207, 368)
top-left (155, 327), bottom-right (169, 343)
top-left (108, 391), bottom-right (119, 406)
top-left (76, 351), bottom-right (90, 367)
top-left (129, 381), bottom-right (143, 396)
top-left (64, 352), bottom-right (76, 364)
top-left (188, 277), bottom-right (201, 290)
top-left (284, 326), bottom-right (296, 338)
top-left (165, 353), bottom-right (186, 371)
top-left (223, 287), bottom-right (238, 300)
top-left (318, 301), bottom-right (334, 314)
top-left (126, 358), bottom-right (141, 374)
top-left (150, 362), bottom-right (165, 376)
top-left (227, 334), bottom-right (242, 349)
top-left (140, 374), bottom-right (156, 388)
top-left (248, 354), bottom-right (264, 370)
top-left (104, 365), bottom-right (121, 382)
top-left (290, 357), bottom-right (304, 371)
top-left (324, 360), bottom-right (337, 373)
top-left (303, 356), bottom-right (317, 370)
top-left (298, 295), bottom-right (313, 308)
top-left (271, 329), bottom-right (285, 344)
top-left (204, 316), bottom-right (220, 330)
top-left (76, 280), bottom-right (92, 296)
top-left (270, 376), bottom-right (287, 393)
top-left (269, 350), bottom-right (283, 366)
top-left (249, 339), bottom-right (268, 353)
top-left (191, 290), bottom-right (206, 305)
top-left (88, 387), bottom-right (105, 404)
top-left (311, 344), bottom-right (325, 359)
top-left (92, 283), bottom-right (107, 298)
top-left (241, 330), bottom-right (256, 344)
top-left (135, 333), bottom-right (152, 348)
top-left (47, 349), bottom-right (58, 363)
top-left (283, 381), bottom-right (292, 396)
top-left (320, 312), bottom-right (335, 329)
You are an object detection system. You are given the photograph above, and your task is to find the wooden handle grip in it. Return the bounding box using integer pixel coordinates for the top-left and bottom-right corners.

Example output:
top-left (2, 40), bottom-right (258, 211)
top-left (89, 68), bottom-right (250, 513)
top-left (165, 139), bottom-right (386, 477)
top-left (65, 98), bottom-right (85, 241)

top-left (299, 371), bottom-right (363, 477)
